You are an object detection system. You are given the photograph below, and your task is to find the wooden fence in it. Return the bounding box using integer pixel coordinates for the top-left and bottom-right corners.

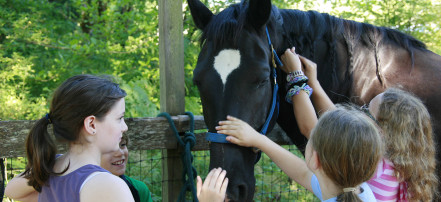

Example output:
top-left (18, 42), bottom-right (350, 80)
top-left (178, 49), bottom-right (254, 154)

top-left (0, 1), bottom-right (295, 200)
top-left (0, 115), bottom-right (209, 158)
top-left (0, 115), bottom-right (291, 201)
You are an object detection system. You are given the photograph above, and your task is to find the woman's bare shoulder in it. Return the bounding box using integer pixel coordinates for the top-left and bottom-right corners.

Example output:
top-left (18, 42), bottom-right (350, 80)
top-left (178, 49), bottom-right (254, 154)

top-left (80, 172), bottom-right (134, 202)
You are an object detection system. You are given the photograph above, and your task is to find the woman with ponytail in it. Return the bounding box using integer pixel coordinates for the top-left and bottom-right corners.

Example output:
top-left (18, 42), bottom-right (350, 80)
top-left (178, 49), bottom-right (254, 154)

top-left (5, 74), bottom-right (135, 202)
top-left (5, 74), bottom-right (228, 202)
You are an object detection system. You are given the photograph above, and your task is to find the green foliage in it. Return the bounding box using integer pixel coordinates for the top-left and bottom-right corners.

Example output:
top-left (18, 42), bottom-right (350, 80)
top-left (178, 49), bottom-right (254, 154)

top-left (1, 0), bottom-right (440, 200)
top-left (289, 0), bottom-right (441, 54)
top-left (121, 78), bottom-right (160, 118)
top-left (0, 0), bottom-right (163, 120)
top-left (339, 0), bottom-right (441, 54)
top-left (0, 53), bottom-right (47, 120)
top-left (254, 146), bottom-right (318, 201)
top-left (1, 0), bottom-right (440, 120)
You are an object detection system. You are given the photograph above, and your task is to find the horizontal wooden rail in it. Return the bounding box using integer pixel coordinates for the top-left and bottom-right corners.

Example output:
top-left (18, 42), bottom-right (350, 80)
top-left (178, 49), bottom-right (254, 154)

top-left (0, 115), bottom-right (291, 158)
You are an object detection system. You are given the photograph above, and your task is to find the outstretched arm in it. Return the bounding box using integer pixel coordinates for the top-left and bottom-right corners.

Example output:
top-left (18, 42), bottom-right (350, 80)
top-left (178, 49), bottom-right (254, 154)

top-left (216, 116), bottom-right (313, 192)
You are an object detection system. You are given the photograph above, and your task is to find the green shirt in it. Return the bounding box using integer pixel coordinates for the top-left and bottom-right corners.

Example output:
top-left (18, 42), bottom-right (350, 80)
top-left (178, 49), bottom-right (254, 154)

top-left (125, 175), bottom-right (153, 202)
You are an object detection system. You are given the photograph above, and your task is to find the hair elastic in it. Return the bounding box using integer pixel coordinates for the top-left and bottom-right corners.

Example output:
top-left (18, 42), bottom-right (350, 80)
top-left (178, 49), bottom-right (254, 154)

top-left (343, 187), bottom-right (356, 193)
top-left (45, 113), bottom-right (52, 124)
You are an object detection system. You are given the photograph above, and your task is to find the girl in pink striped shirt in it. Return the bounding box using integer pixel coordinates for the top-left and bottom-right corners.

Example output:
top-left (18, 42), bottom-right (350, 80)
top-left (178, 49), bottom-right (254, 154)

top-left (276, 48), bottom-right (438, 201)
top-left (363, 88), bottom-right (438, 201)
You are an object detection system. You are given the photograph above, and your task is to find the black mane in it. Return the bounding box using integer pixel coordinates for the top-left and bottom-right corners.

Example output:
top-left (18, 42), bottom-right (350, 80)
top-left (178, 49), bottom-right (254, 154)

top-left (278, 9), bottom-right (426, 55)
top-left (199, 4), bottom-right (428, 102)
top-left (200, 3), bottom-right (244, 50)
top-left (201, 4), bottom-right (427, 56)
top-left (200, 3), bottom-right (282, 51)
top-left (277, 9), bottom-right (427, 101)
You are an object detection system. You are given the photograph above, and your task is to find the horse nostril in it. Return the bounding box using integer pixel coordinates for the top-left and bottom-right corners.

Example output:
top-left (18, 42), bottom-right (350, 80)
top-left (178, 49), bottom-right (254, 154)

top-left (238, 184), bottom-right (248, 201)
top-left (227, 184), bottom-right (248, 202)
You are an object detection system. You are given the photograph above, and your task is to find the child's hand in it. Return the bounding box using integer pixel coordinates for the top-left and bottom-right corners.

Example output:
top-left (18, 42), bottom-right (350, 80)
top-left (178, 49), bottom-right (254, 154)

top-left (216, 116), bottom-right (262, 148)
top-left (197, 168), bottom-right (228, 202)
top-left (299, 56), bottom-right (318, 85)
top-left (280, 47), bottom-right (302, 73)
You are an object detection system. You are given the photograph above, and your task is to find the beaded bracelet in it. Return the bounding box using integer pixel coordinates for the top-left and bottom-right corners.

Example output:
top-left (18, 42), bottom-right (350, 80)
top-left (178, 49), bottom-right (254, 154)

top-left (286, 75), bottom-right (308, 87)
top-left (287, 70), bottom-right (304, 79)
top-left (285, 83), bottom-right (313, 103)
top-left (286, 70), bottom-right (304, 81)
top-left (286, 79), bottom-right (307, 91)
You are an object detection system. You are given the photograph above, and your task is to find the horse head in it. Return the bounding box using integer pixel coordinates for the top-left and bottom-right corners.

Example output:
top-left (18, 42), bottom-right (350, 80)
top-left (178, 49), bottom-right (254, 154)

top-left (187, 0), bottom-right (282, 200)
top-left (189, 0), bottom-right (441, 200)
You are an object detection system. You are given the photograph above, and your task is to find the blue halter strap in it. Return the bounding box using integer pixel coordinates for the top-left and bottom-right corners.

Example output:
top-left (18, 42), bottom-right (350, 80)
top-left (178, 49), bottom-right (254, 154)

top-left (205, 26), bottom-right (282, 143)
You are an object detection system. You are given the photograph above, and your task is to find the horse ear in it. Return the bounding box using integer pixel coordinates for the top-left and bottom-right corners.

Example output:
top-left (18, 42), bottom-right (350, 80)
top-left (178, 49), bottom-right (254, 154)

top-left (187, 0), bottom-right (214, 30)
top-left (247, 0), bottom-right (272, 30)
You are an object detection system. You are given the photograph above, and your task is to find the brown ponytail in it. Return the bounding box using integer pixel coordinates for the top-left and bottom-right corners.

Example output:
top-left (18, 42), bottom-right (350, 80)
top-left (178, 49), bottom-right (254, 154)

top-left (311, 104), bottom-right (383, 201)
top-left (23, 117), bottom-right (58, 192)
top-left (21, 74), bottom-right (126, 191)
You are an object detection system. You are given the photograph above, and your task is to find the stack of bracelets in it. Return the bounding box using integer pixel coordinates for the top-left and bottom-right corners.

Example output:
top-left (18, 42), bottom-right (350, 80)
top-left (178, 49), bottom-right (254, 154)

top-left (285, 70), bottom-right (313, 103)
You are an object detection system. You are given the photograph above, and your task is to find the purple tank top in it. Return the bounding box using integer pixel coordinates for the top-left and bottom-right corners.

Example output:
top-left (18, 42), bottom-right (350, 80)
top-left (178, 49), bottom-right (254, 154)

top-left (38, 164), bottom-right (109, 202)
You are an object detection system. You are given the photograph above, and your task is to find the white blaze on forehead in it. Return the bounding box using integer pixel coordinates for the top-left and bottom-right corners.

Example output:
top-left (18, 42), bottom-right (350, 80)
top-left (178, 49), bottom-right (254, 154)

top-left (213, 49), bottom-right (241, 85)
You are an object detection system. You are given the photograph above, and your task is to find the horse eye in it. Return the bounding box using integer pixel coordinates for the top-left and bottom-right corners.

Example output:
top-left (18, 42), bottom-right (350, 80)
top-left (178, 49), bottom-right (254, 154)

top-left (256, 78), bottom-right (269, 88)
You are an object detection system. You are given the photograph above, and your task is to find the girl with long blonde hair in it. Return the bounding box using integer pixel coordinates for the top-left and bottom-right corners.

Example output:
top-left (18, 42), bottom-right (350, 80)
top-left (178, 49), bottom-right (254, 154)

top-left (280, 46), bottom-right (438, 201)
top-left (279, 46), bottom-right (438, 201)
top-left (366, 88), bottom-right (438, 201)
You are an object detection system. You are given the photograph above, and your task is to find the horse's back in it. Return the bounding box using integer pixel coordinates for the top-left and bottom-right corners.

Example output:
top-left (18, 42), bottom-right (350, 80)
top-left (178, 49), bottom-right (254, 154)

top-left (355, 43), bottom-right (441, 137)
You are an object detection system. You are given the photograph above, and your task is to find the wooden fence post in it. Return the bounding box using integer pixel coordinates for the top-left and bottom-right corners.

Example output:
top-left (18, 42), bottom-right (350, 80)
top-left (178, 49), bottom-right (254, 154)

top-left (1, 158), bottom-right (5, 198)
top-left (159, 0), bottom-right (184, 201)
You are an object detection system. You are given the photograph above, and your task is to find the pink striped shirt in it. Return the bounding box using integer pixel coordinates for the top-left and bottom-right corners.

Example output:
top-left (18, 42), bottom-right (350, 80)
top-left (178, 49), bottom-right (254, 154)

top-left (367, 158), bottom-right (408, 202)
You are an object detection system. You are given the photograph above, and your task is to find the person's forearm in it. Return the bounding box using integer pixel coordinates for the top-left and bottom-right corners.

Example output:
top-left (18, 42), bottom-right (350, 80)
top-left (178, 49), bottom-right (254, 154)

top-left (309, 80), bottom-right (335, 116)
top-left (5, 174), bottom-right (38, 200)
top-left (15, 191), bottom-right (39, 202)
top-left (291, 91), bottom-right (317, 139)
top-left (255, 136), bottom-right (312, 191)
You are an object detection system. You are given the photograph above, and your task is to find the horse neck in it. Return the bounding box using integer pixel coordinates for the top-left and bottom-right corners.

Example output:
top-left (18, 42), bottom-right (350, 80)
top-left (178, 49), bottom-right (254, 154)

top-left (277, 9), bottom-right (352, 102)
top-left (277, 9), bottom-right (437, 103)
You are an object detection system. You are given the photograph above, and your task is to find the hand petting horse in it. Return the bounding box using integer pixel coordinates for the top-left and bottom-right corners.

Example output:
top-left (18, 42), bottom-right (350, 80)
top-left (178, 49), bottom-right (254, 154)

top-left (187, 0), bottom-right (441, 201)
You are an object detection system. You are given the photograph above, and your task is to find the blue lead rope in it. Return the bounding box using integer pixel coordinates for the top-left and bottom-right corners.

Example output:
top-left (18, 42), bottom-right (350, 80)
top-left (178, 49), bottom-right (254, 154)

top-left (266, 27), bottom-right (284, 68)
top-left (205, 26), bottom-right (282, 154)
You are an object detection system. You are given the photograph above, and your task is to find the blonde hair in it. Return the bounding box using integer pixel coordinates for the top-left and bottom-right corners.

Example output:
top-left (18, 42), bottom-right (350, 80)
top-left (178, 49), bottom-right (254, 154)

top-left (310, 105), bottom-right (383, 201)
top-left (377, 88), bottom-right (438, 200)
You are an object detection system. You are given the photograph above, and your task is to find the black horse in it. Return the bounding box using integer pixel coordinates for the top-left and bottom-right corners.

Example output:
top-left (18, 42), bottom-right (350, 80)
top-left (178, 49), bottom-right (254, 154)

top-left (187, 0), bottom-right (441, 201)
